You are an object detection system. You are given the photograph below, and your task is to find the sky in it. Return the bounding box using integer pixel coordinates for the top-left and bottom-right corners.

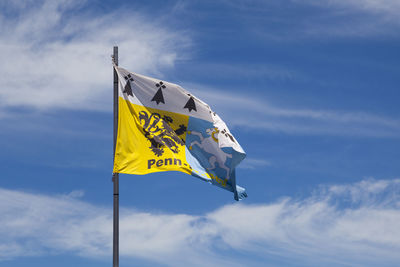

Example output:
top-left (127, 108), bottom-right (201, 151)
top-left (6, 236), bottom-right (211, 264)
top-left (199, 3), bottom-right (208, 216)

top-left (1, 0), bottom-right (400, 266)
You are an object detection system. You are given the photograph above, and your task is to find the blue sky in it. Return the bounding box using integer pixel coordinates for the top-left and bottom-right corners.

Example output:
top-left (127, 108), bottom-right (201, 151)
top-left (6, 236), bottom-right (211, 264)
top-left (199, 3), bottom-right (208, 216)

top-left (1, 0), bottom-right (400, 266)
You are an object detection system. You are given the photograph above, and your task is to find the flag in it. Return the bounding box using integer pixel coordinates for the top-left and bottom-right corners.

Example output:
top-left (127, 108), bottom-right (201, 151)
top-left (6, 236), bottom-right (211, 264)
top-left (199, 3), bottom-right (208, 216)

top-left (113, 65), bottom-right (247, 200)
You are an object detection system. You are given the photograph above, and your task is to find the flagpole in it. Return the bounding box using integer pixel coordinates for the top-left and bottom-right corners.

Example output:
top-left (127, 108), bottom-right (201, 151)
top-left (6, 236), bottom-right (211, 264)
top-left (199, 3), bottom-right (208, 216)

top-left (112, 46), bottom-right (119, 267)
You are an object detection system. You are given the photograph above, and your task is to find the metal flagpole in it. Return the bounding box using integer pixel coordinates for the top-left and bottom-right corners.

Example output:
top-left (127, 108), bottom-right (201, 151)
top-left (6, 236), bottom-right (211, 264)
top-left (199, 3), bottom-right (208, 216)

top-left (112, 46), bottom-right (119, 267)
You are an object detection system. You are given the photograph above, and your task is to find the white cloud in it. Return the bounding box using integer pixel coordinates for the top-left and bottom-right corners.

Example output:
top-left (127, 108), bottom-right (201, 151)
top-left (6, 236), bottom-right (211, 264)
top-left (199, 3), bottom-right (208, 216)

top-left (64, 189), bottom-right (85, 199)
top-left (1, 178), bottom-right (400, 266)
top-left (238, 158), bottom-right (271, 170)
top-left (309, 0), bottom-right (400, 17)
top-left (295, 0), bottom-right (400, 37)
top-left (0, 0), bottom-right (190, 111)
top-left (225, 0), bottom-right (400, 39)
top-left (188, 86), bottom-right (400, 138)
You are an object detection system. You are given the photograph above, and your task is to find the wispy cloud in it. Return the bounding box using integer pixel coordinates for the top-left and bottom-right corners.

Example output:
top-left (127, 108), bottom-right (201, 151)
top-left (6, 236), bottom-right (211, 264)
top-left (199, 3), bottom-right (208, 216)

top-left (296, 0), bottom-right (400, 38)
top-left (220, 0), bottom-right (400, 39)
top-left (304, 0), bottom-right (400, 18)
top-left (0, 0), bottom-right (190, 111)
top-left (180, 62), bottom-right (301, 82)
top-left (186, 87), bottom-right (400, 138)
top-left (238, 158), bottom-right (271, 170)
top-left (1, 178), bottom-right (400, 266)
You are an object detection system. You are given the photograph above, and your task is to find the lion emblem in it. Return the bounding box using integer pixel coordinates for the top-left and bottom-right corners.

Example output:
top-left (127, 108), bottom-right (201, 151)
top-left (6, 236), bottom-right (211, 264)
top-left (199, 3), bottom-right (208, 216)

top-left (138, 111), bottom-right (187, 157)
top-left (188, 128), bottom-right (232, 179)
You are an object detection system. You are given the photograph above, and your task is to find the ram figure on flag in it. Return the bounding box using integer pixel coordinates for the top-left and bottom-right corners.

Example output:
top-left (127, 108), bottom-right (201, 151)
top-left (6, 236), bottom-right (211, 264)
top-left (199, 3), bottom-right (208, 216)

top-left (113, 66), bottom-right (247, 200)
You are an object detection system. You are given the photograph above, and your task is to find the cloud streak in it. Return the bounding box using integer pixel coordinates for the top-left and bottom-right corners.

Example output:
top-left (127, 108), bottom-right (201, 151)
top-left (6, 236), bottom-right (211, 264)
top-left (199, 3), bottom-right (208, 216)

top-left (304, 0), bottom-right (400, 18)
top-left (297, 0), bottom-right (400, 38)
top-left (221, 0), bottom-right (400, 39)
top-left (238, 158), bottom-right (271, 170)
top-left (1, 178), bottom-right (400, 266)
top-left (189, 87), bottom-right (400, 138)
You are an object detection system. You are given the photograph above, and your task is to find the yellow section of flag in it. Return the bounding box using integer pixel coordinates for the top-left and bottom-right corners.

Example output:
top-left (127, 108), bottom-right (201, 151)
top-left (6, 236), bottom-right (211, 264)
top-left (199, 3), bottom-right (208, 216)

top-left (113, 97), bottom-right (192, 175)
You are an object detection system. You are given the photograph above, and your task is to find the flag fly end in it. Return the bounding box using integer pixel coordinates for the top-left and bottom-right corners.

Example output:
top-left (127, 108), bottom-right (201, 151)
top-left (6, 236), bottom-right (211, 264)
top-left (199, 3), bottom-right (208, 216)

top-left (235, 185), bottom-right (248, 201)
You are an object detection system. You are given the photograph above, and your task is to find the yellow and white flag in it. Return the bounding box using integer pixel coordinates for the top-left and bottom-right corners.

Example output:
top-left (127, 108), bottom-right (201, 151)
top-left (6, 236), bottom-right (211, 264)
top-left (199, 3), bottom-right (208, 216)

top-left (113, 66), bottom-right (247, 200)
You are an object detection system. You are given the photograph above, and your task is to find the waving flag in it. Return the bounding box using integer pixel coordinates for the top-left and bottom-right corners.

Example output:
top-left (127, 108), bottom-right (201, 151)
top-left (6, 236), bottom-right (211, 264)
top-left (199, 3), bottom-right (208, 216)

top-left (113, 66), bottom-right (247, 200)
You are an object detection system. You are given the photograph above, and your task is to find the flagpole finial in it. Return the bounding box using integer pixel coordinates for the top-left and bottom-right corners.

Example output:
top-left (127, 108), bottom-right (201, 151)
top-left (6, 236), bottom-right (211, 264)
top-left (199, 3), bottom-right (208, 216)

top-left (112, 46), bottom-right (118, 66)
